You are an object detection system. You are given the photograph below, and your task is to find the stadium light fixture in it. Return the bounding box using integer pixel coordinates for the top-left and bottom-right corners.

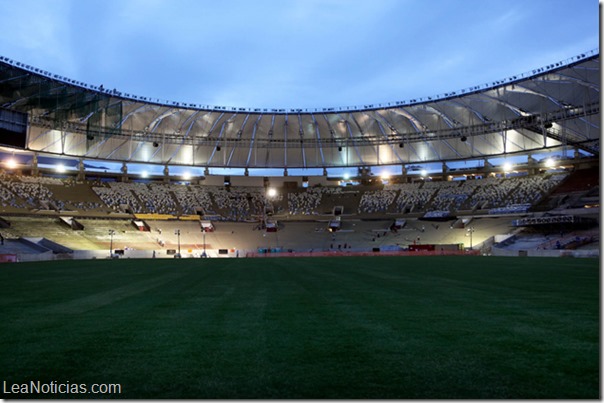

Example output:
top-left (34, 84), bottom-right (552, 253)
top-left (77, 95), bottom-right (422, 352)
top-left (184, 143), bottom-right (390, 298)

top-left (420, 169), bottom-right (428, 177)
top-left (267, 188), bottom-right (277, 198)
top-left (56, 164), bottom-right (66, 173)
top-left (182, 172), bottom-right (192, 181)
top-left (108, 229), bottom-right (115, 257)
top-left (5, 158), bottom-right (17, 170)
top-left (381, 172), bottom-right (391, 184)
top-left (502, 162), bottom-right (512, 172)
top-left (544, 158), bottom-right (555, 168)
top-left (466, 227), bottom-right (475, 249)
top-left (174, 229), bottom-right (181, 258)
top-left (141, 171), bottom-right (148, 178)
top-left (343, 173), bottom-right (350, 180)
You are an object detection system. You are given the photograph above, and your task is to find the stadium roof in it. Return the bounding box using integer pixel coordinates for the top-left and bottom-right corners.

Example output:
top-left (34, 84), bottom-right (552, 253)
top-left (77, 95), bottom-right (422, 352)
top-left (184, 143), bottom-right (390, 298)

top-left (0, 49), bottom-right (599, 170)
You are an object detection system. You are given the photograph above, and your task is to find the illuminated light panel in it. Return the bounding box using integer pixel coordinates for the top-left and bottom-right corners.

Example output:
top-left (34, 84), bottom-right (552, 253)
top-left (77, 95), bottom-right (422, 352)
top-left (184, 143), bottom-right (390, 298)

top-left (5, 158), bottom-right (17, 169)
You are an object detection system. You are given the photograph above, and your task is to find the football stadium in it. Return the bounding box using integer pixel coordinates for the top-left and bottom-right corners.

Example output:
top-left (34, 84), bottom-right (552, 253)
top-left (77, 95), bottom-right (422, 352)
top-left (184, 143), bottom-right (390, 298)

top-left (0, 34), bottom-right (599, 399)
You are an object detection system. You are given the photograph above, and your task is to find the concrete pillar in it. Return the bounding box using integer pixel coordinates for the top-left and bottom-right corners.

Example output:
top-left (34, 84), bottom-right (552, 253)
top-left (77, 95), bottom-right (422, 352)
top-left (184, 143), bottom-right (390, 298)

top-left (163, 165), bottom-right (170, 183)
top-left (77, 158), bottom-right (85, 181)
top-left (121, 162), bottom-right (128, 182)
top-left (31, 153), bottom-right (39, 177)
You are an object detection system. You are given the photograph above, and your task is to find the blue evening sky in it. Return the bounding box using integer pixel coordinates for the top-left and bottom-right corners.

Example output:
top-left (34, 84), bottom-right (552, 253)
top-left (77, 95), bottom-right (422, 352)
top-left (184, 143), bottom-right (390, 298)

top-left (0, 0), bottom-right (599, 177)
top-left (0, 0), bottom-right (599, 109)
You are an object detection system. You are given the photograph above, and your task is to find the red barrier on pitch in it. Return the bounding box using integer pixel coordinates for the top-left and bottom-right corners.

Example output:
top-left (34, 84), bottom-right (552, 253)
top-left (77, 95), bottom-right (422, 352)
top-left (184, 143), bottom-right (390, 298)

top-left (245, 250), bottom-right (480, 258)
top-left (0, 254), bottom-right (18, 263)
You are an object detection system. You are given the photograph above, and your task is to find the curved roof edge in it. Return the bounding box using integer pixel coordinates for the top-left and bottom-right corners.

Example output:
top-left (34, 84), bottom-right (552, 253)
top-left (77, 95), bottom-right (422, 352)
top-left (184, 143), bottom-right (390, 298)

top-left (0, 49), bottom-right (598, 114)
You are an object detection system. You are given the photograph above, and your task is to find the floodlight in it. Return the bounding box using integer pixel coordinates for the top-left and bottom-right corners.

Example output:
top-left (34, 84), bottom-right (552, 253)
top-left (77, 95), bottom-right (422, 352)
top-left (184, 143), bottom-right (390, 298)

top-left (420, 169), bottom-right (428, 177)
top-left (182, 172), bottom-right (192, 180)
top-left (141, 171), bottom-right (148, 178)
top-left (502, 162), bottom-right (512, 172)
top-left (544, 158), bottom-right (555, 168)
top-left (5, 158), bottom-right (17, 169)
top-left (267, 188), bottom-right (277, 198)
top-left (56, 164), bottom-right (66, 173)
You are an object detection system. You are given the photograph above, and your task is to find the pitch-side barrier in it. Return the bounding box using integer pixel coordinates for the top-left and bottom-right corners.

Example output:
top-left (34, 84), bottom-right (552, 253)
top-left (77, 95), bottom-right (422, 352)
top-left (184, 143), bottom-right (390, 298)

top-left (245, 249), bottom-right (481, 258)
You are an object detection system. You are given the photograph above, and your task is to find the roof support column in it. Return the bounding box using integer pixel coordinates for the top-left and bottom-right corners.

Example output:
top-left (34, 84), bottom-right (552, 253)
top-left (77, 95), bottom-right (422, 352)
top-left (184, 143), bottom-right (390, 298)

top-left (77, 158), bottom-right (85, 181)
top-left (163, 165), bottom-right (169, 184)
top-left (31, 153), bottom-right (39, 177)
top-left (121, 162), bottom-right (128, 183)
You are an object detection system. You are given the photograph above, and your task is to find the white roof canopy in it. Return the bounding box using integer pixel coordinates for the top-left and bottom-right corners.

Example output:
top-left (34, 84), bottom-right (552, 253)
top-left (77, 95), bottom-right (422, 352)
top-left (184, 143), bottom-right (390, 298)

top-left (1, 51), bottom-right (598, 169)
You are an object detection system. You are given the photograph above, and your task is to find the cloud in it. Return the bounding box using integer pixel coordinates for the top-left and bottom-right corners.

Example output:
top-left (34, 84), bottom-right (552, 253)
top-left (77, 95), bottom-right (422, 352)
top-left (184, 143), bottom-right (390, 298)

top-left (492, 8), bottom-right (525, 29)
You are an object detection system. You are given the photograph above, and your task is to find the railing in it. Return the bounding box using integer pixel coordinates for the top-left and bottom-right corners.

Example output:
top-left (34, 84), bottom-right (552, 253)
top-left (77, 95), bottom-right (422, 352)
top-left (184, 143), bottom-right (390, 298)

top-left (537, 232), bottom-right (598, 250)
top-left (27, 101), bottom-right (600, 148)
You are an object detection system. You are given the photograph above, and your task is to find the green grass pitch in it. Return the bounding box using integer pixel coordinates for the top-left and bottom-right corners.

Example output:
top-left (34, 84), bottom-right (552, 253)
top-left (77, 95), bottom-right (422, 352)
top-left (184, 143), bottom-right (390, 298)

top-left (0, 256), bottom-right (599, 399)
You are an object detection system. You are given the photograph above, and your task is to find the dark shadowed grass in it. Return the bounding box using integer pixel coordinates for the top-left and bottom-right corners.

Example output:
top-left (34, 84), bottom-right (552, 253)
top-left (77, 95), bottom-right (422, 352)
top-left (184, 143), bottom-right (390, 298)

top-left (0, 256), bottom-right (599, 398)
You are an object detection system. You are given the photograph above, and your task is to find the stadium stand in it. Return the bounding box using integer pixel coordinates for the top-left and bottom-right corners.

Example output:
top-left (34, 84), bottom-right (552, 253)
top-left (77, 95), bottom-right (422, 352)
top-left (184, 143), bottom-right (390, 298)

top-left (0, 161), bottom-right (596, 261)
top-left (0, 50), bottom-right (598, 261)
